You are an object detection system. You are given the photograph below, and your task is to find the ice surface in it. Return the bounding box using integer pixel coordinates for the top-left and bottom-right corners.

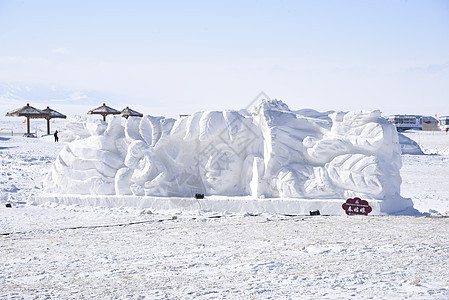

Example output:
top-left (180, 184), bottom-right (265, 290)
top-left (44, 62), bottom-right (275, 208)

top-left (43, 100), bottom-right (413, 214)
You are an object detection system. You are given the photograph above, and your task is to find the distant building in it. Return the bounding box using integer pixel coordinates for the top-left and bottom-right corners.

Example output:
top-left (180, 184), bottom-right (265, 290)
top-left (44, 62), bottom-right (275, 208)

top-left (388, 115), bottom-right (440, 131)
top-left (421, 116), bottom-right (439, 131)
top-left (439, 116), bottom-right (449, 131)
top-left (388, 115), bottom-right (422, 131)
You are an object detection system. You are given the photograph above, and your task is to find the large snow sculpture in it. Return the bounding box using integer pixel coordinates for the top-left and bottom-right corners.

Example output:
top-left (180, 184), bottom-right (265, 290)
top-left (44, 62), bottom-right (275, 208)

top-left (44, 100), bottom-right (412, 213)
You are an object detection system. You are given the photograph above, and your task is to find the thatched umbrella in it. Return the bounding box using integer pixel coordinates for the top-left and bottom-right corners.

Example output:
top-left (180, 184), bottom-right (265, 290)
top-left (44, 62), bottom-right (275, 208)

top-left (121, 106), bottom-right (143, 119)
top-left (5, 103), bottom-right (49, 135)
top-left (87, 103), bottom-right (121, 121)
top-left (42, 106), bottom-right (67, 135)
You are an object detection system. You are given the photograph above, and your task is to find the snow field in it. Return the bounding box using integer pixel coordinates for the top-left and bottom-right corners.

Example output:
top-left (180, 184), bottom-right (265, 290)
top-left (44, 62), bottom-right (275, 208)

top-left (2, 211), bottom-right (448, 299)
top-left (1, 119), bottom-right (449, 298)
top-left (400, 131), bottom-right (449, 216)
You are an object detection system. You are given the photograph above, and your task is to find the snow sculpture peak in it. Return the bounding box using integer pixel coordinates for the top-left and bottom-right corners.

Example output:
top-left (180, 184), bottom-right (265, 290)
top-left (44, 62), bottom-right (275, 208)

top-left (44, 100), bottom-right (413, 214)
top-left (254, 99), bottom-right (291, 112)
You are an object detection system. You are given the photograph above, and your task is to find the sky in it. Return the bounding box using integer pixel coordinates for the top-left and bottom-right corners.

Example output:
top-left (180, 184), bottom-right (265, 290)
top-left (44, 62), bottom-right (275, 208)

top-left (0, 0), bottom-right (448, 118)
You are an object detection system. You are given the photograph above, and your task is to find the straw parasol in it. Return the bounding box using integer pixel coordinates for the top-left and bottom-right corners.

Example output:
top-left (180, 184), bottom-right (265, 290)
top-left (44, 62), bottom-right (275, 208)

top-left (42, 106), bottom-right (67, 135)
top-left (5, 103), bottom-right (49, 135)
top-left (121, 106), bottom-right (143, 119)
top-left (87, 103), bottom-right (121, 121)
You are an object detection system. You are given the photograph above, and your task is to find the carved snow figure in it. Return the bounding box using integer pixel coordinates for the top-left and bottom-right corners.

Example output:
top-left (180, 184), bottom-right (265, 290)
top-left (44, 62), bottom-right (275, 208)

top-left (195, 111), bottom-right (262, 196)
top-left (44, 116), bottom-right (125, 195)
top-left (43, 99), bottom-right (411, 213)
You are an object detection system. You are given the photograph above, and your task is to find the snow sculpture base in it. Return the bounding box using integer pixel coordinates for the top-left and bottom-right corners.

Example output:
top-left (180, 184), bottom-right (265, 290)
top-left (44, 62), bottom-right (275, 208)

top-left (43, 99), bottom-right (415, 215)
top-left (35, 194), bottom-right (383, 216)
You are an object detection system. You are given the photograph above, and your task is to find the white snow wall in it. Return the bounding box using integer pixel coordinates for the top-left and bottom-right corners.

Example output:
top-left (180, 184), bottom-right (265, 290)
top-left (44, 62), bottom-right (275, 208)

top-left (43, 100), bottom-right (413, 214)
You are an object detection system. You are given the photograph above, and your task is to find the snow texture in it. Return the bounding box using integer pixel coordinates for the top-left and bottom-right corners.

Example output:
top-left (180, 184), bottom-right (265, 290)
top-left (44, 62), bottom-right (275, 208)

top-left (398, 132), bottom-right (424, 155)
top-left (1, 115), bottom-right (449, 299)
top-left (43, 100), bottom-right (413, 214)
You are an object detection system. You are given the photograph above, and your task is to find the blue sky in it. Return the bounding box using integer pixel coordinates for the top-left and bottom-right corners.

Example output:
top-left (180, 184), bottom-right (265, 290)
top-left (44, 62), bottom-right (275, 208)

top-left (0, 0), bottom-right (448, 118)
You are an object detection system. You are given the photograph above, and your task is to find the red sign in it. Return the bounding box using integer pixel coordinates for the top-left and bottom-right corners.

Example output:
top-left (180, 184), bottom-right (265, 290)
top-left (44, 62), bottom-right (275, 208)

top-left (342, 197), bottom-right (372, 216)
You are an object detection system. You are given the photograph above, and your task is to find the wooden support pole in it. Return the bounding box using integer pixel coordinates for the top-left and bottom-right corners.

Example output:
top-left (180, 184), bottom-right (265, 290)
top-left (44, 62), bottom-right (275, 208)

top-left (27, 116), bottom-right (30, 134)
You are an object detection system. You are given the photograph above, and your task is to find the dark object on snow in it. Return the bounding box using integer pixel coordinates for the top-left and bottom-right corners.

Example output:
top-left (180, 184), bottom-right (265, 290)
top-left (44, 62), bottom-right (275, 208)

top-left (88, 103), bottom-right (121, 122)
top-left (342, 197), bottom-right (372, 216)
top-left (42, 106), bottom-right (66, 135)
top-left (309, 210), bottom-right (320, 216)
top-left (5, 103), bottom-right (49, 135)
top-left (5, 104), bottom-right (66, 136)
top-left (195, 193), bottom-right (205, 199)
top-left (121, 106), bottom-right (143, 119)
top-left (5, 203), bottom-right (12, 208)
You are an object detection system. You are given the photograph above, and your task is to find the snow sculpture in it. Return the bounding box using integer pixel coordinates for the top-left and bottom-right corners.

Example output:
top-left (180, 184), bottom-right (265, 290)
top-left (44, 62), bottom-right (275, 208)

top-left (397, 133), bottom-right (424, 155)
top-left (44, 100), bottom-right (412, 213)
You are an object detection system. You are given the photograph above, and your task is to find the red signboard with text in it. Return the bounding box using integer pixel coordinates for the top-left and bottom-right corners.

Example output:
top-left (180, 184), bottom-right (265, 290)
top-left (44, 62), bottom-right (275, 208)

top-left (342, 197), bottom-right (372, 216)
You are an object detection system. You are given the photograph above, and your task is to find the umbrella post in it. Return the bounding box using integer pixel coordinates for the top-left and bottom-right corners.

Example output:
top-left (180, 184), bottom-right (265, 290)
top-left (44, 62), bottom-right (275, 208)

top-left (6, 104), bottom-right (61, 137)
top-left (27, 116), bottom-right (30, 134)
top-left (103, 114), bottom-right (106, 122)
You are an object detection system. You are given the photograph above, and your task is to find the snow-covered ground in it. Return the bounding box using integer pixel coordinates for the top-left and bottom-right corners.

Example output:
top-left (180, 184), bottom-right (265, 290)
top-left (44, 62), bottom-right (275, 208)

top-left (1, 123), bottom-right (449, 299)
top-left (400, 130), bottom-right (449, 216)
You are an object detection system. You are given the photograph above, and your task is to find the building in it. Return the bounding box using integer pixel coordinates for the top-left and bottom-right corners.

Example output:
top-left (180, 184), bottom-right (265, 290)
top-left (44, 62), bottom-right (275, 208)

top-left (388, 115), bottom-right (440, 131)
top-left (388, 115), bottom-right (422, 131)
top-left (421, 116), bottom-right (439, 131)
top-left (439, 116), bottom-right (449, 131)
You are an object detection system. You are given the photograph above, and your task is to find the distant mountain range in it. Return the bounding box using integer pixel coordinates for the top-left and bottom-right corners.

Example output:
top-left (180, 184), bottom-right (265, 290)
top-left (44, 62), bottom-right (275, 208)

top-left (0, 82), bottom-right (114, 106)
top-left (0, 82), bottom-right (124, 117)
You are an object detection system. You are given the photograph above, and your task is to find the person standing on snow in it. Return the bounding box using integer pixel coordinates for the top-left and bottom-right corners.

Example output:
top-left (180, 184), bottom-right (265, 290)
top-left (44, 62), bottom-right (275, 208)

top-left (54, 130), bottom-right (59, 142)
